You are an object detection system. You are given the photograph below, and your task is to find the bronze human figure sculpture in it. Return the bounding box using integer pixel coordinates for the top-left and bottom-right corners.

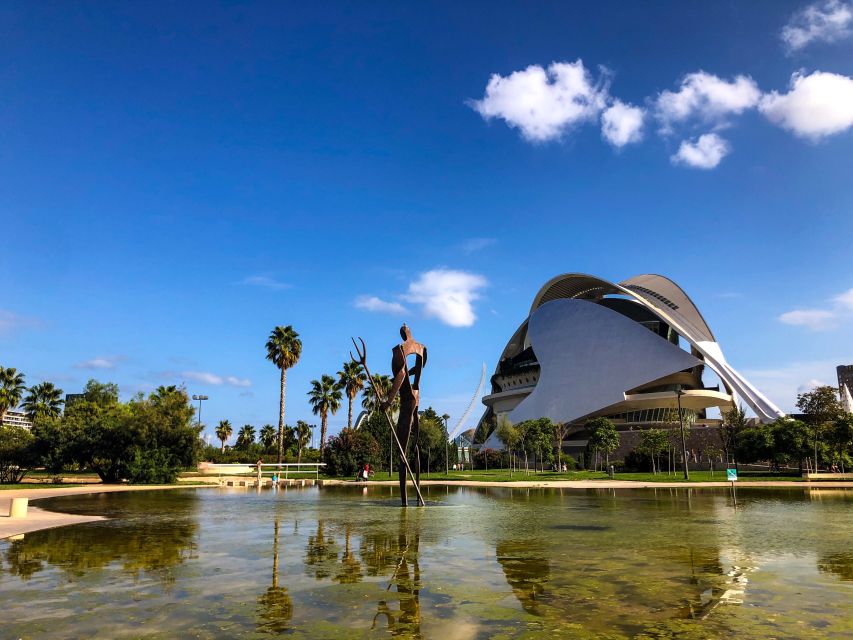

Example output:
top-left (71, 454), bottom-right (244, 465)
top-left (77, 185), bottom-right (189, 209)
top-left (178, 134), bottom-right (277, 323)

top-left (350, 328), bottom-right (426, 507)
top-left (382, 324), bottom-right (427, 506)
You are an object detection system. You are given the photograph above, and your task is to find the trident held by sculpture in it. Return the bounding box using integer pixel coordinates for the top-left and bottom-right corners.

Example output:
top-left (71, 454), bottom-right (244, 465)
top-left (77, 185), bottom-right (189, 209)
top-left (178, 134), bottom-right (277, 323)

top-left (350, 326), bottom-right (427, 507)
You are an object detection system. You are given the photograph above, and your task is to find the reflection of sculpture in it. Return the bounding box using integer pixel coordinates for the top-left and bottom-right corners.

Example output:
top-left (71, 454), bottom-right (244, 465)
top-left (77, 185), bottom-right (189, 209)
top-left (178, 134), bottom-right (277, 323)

top-left (383, 325), bottom-right (428, 507)
top-left (257, 518), bottom-right (293, 632)
top-left (372, 511), bottom-right (422, 637)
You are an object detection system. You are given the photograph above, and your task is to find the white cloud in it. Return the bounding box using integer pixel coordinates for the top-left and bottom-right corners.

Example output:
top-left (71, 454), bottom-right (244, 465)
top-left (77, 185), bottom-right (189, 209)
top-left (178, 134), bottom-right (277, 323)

top-left (742, 359), bottom-right (849, 412)
top-left (74, 355), bottom-right (126, 370)
top-left (239, 275), bottom-right (291, 290)
top-left (403, 269), bottom-right (488, 327)
top-left (759, 70), bottom-right (853, 139)
top-left (778, 309), bottom-right (837, 330)
top-left (656, 72), bottom-right (761, 130)
top-left (461, 237), bottom-right (497, 253)
top-left (181, 371), bottom-right (252, 387)
top-left (833, 287), bottom-right (853, 308)
top-left (354, 295), bottom-right (408, 315)
top-left (781, 0), bottom-right (853, 51)
top-left (778, 286), bottom-right (853, 331)
top-left (601, 100), bottom-right (645, 147)
top-left (470, 60), bottom-right (609, 142)
top-left (0, 310), bottom-right (41, 336)
top-left (670, 133), bottom-right (730, 169)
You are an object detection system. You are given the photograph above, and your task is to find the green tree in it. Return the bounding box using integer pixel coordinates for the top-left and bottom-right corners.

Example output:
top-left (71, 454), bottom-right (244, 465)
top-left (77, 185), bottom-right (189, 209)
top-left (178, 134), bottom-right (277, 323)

top-left (796, 385), bottom-right (843, 470)
top-left (236, 424), bottom-right (257, 450)
top-left (361, 374), bottom-right (395, 414)
top-left (324, 427), bottom-right (381, 477)
top-left (515, 418), bottom-right (554, 473)
top-left (720, 405), bottom-right (747, 465)
top-left (735, 424), bottom-right (774, 466)
top-left (637, 429), bottom-right (668, 474)
top-left (22, 381), bottom-right (64, 419)
top-left (0, 366), bottom-right (26, 424)
top-left (829, 414), bottom-right (853, 473)
top-left (0, 425), bottom-right (36, 483)
top-left (417, 414), bottom-right (445, 475)
top-left (586, 417), bottom-right (619, 470)
top-left (31, 414), bottom-right (72, 478)
top-left (215, 420), bottom-right (233, 452)
top-left (295, 420), bottom-right (312, 464)
top-left (771, 418), bottom-right (811, 472)
top-left (259, 424), bottom-right (277, 451)
top-left (265, 325), bottom-right (303, 465)
top-left (308, 374), bottom-right (342, 457)
top-left (495, 416), bottom-right (519, 476)
top-left (337, 361), bottom-right (367, 429)
top-left (82, 379), bottom-right (120, 406)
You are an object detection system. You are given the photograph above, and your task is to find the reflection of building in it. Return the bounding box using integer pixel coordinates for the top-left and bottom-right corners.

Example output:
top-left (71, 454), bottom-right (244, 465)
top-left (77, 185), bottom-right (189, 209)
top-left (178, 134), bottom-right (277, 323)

top-left (838, 365), bottom-right (853, 413)
top-left (2, 409), bottom-right (33, 430)
top-left (480, 273), bottom-right (783, 450)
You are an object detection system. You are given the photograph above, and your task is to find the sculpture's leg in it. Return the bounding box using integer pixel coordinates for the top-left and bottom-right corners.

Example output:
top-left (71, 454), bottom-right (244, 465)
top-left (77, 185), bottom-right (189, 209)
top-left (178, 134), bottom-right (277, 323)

top-left (412, 409), bottom-right (421, 493)
top-left (396, 401), bottom-right (414, 507)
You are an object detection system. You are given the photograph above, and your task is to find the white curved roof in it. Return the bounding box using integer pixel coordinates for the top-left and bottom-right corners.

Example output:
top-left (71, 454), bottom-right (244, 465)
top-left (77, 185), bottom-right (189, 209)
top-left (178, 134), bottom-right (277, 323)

top-left (495, 272), bottom-right (784, 423)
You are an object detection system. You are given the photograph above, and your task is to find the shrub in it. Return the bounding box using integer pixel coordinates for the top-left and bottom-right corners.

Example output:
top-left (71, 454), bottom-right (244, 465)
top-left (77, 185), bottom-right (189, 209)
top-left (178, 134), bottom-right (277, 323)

top-left (0, 425), bottom-right (37, 483)
top-left (324, 428), bottom-right (381, 477)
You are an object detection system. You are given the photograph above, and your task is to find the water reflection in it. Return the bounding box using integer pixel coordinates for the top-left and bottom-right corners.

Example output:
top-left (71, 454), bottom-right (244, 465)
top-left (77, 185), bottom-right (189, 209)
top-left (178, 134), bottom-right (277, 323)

top-left (256, 517), bottom-right (293, 632)
top-left (2, 492), bottom-right (198, 586)
top-left (495, 540), bottom-right (549, 615)
top-left (371, 510), bottom-right (422, 638)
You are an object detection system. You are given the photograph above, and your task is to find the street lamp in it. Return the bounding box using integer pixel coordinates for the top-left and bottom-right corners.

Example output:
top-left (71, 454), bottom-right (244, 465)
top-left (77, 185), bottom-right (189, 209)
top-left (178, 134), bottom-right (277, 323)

top-left (442, 414), bottom-right (450, 475)
top-left (675, 386), bottom-right (689, 480)
top-left (192, 395), bottom-right (208, 432)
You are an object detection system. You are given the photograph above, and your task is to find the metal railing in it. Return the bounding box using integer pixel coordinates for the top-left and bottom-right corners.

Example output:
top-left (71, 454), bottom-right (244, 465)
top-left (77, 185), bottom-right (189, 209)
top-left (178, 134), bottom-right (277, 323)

top-left (199, 462), bottom-right (326, 481)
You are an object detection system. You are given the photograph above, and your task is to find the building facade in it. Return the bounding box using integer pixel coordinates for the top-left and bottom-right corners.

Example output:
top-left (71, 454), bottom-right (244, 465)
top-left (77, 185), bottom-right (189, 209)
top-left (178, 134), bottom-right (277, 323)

top-left (2, 409), bottom-right (34, 430)
top-left (479, 273), bottom-right (783, 452)
top-left (838, 365), bottom-right (853, 413)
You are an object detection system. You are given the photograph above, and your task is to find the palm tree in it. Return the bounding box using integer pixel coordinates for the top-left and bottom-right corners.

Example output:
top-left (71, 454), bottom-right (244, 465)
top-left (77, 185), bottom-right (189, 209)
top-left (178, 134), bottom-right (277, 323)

top-left (259, 424), bottom-right (277, 451)
top-left (295, 420), bottom-right (311, 464)
top-left (361, 374), bottom-right (396, 414)
top-left (308, 374), bottom-right (342, 457)
top-left (215, 419), bottom-right (233, 452)
top-left (22, 381), bottom-right (64, 419)
top-left (337, 361), bottom-right (367, 429)
top-left (236, 424), bottom-right (256, 450)
top-left (265, 326), bottom-right (303, 465)
top-left (0, 366), bottom-right (27, 423)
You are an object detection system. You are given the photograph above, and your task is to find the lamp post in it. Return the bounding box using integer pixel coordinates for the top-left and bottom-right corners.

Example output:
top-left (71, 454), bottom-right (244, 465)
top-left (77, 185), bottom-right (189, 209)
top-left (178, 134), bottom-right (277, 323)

top-left (675, 387), bottom-right (689, 480)
top-left (192, 394), bottom-right (208, 432)
top-left (442, 413), bottom-right (450, 475)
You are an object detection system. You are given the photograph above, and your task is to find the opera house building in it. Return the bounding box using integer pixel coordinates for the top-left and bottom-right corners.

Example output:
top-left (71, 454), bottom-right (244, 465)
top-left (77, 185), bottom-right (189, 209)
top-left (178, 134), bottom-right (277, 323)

top-left (480, 273), bottom-right (783, 452)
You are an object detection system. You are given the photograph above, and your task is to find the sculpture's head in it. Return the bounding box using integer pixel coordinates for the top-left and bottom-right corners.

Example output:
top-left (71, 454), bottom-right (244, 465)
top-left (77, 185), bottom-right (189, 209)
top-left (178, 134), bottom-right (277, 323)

top-left (400, 323), bottom-right (412, 341)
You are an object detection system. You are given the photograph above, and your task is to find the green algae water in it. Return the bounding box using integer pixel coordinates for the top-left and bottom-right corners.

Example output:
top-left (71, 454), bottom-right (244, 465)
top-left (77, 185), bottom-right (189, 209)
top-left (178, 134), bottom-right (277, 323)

top-left (0, 486), bottom-right (851, 639)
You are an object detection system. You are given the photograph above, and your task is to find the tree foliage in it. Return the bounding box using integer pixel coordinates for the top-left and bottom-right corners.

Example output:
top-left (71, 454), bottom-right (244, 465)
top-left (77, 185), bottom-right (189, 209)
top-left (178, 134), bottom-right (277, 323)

top-left (324, 428), bottom-right (381, 477)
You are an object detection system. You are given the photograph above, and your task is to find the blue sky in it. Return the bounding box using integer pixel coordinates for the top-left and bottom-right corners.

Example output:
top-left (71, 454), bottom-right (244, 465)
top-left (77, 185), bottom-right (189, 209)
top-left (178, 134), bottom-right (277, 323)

top-left (2, 1), bottom-right (852, 443)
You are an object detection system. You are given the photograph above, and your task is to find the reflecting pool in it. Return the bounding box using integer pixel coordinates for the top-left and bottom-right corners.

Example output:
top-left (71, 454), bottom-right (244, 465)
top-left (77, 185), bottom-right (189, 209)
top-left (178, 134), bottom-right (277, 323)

top-left (1, 486), bottom-right (851, 638)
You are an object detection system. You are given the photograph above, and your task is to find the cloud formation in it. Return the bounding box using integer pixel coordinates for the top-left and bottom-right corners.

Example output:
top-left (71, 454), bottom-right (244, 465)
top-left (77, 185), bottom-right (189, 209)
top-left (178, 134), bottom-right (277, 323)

top-left (742, 359), bottom-right (848, 411)
top-left (0, 310), bottom-right (42, 336)
top-left (670, 133), bottom-right (730, 169)
top-left (354, 295), bottom-right (408, 315)
top-left (356, 269), bottom-right (488, 327)
top-left (759, 70), bottom-right (853, 139)
top-left (239, 275), bottom-right (291, 290)
top-left (777, 286), bottom-right (853, 330)
top-left (403, 269), bottom-right (488, 327)
top-left (74, 355), bottom-right (126, 370)
top-left (601, 100), bottom-right (645, 147)
top-left (470, 60), bottom-right (609, 142)
top-left (655, 71), bottom-right (761, 130)
top-left (461, 237), bottom-right (497, 253)
top-left (781, 0), bottom-right (853, 51)
top-left (180, 371), bottom-right (252, 387)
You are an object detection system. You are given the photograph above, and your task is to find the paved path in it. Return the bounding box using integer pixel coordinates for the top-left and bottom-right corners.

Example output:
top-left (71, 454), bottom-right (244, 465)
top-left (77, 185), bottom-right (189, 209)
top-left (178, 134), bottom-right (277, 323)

top-left (327, 479), bottom-right (853, 489)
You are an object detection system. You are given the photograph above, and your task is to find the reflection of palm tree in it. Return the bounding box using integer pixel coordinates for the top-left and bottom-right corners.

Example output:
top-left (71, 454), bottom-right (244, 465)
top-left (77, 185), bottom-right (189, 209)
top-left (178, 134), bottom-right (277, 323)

top-left (257, 518), bottom-right (293, 633)
top-left (495, 540), bottom-right (550, 615)
top-left (334, 523), bottom-right (362, 584)
top-left (305, 519), bottom-right (340, 580)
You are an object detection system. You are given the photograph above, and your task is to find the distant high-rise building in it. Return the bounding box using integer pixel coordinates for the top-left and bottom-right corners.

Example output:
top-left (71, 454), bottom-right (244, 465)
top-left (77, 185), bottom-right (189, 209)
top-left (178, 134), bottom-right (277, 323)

top-left (838, 365), bottom-right (853, 413)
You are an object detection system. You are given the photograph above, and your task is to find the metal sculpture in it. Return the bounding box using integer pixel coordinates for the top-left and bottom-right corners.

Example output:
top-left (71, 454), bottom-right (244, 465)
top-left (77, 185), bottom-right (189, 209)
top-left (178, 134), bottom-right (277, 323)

top-left (350, 323), bottom-right (427, 507)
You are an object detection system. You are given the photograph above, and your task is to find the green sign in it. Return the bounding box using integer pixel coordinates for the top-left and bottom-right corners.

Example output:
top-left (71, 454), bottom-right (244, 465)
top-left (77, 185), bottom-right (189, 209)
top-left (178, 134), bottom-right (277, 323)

top-left (726, 468), bottom-right (738, 482)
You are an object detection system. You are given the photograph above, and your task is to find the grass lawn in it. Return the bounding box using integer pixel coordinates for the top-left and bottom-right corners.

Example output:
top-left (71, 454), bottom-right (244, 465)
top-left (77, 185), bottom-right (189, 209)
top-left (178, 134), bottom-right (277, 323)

top-left (337, 469), bottom-right (804, 483)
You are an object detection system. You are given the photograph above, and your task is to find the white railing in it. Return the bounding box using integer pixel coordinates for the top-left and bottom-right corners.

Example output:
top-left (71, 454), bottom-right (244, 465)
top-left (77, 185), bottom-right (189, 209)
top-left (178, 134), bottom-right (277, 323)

top-left (198, 462), bottom-right (326, 480)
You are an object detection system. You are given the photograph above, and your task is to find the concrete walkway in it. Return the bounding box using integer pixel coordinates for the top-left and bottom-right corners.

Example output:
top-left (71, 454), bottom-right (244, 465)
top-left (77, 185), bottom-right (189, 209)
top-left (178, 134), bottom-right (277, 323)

top-left (326, 479), bottom-right (853, 489)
